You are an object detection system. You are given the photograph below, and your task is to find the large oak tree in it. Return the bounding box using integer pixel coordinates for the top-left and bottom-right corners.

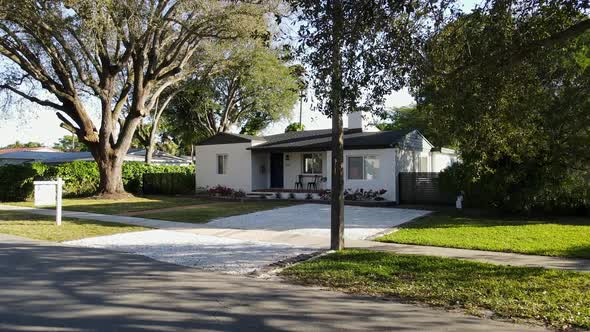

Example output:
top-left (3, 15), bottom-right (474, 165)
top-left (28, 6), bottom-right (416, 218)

top-left (0, 0), bottom-right (272, 196)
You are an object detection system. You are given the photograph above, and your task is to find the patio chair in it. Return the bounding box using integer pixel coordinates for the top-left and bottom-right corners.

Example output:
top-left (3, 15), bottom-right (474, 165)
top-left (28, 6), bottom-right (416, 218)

top-left (307, 175), bottom-right (319, 190)
top-left (294, 175), bottom-right (303, 189)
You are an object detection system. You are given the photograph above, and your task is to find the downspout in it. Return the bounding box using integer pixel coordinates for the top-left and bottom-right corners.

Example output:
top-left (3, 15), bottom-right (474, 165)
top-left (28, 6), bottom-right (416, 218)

top-left (393, 147), bottom-right (399, 204)
top-left (193, 145), bottom-right (197, 194)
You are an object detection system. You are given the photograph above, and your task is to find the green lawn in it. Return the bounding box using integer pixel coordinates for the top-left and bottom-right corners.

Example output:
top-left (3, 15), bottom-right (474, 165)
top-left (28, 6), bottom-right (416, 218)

top-left (8, 195), bottom-right (216, 215)
top-left (376, 213), bottom-right (590, 259)
top-left (7, 196), bottom-right (296, 224)
top-left (0, 211), bottom-right (148, 242)
top-left (282, 249), bottom-right (590, 329)
top-left (135, 200), bottom-right (295, 223)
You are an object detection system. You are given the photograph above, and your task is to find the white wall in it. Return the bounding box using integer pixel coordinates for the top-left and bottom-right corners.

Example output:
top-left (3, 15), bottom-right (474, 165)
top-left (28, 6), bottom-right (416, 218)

top-left (195, 142), bottom-right (254, 192)
top-left (283, 151), bottom-right (328, 190)
top-left (431, 151), bottom-right (458, 172)
top-left (396, 149), bottom-right (432, 172)
top-left (325, 149), bottom-right (397, 201)
top-left (251, 151), bottom-right (270, 190)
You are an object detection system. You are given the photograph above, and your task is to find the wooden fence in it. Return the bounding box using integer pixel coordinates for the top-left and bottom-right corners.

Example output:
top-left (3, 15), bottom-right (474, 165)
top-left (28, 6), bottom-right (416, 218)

top-left (142, 173), bottom-right (194, 195)
top-left (398, 172), bottom-right (455, 205)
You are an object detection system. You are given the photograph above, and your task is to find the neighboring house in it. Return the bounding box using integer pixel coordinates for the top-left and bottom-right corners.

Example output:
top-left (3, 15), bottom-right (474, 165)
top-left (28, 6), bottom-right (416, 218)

top-left (0, 149), bottom-right (191, 166)
top-left (0, 147), bottom-right (60, 155)
top-left (195, 112), bottom-right (457, 202)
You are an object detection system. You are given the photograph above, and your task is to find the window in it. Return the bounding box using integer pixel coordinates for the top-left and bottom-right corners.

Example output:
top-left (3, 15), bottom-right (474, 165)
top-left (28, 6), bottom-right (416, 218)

top-left (302, 153), bottom-right (322, 174)
top-left (216, 154), bottom-right (227, 175)
top-left (364, 156), bottom-right (378, 179)
top-left (347, 157), bottom-right (364, 180)
top-left (347, 156), bottom-right (379, 180)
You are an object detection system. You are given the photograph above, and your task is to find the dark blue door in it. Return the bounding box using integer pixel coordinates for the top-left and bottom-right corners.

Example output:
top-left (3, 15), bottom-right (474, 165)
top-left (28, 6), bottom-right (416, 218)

top-left (270, 153), bottom-right (284, 188)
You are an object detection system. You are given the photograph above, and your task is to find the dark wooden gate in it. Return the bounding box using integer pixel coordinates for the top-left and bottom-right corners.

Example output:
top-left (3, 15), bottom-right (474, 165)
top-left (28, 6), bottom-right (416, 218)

top-left (398, 172), bottom-right (454, 205)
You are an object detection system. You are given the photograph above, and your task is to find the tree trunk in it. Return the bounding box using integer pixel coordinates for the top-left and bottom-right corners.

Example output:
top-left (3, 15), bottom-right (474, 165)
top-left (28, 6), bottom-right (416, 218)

top-left (96, 154), bottom-right (127, 197)
top-left (329, 0), bottom-right (345, 251)
top-left (92, 110), bottom-right (142, 198)
top-left (145, 140), bottom-right (155, 164)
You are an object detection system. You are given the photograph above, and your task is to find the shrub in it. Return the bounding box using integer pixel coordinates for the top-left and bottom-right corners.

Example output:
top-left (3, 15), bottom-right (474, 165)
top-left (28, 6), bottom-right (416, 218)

top-left (122, 162), bottom-right (193, 194)
top-left (232, 190), bottom-right (246, 198)
top-left (318, 190), bottom-right (331, 200)
top-left (44, 161), bottom-right (99, 197)
top-left (343, 188), bottom-right (387, 201)
top-left (438, 162), bottom-right (590, 214)
top-left (275, 192), bottom-right (282, 199)
top-left (142, 172), bottom-right (195, 195)
top-left (0, 162), bottom-right (47, 201)
top-left (207, 185), bottom-right (235, 197)
top-left (288, 192), bottom-right (296, 199)
top-left (0, 161), bottom-right (194, 201)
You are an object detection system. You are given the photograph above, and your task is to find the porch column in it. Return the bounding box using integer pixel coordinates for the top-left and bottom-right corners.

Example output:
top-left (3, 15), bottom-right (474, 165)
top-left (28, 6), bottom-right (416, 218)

top-left (325, 151), bottom-right (332, 188)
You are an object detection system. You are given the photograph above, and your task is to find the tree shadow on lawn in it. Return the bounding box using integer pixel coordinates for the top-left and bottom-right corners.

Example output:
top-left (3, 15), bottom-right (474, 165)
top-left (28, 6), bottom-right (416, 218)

top-left (134, 201), bottom-right (297, 223)
top-left (287, 250), bottom-right (590, 329)
top-left (52, 195), bottom-right (213, 215)
top-left (0, 210), bottom-right (138, 227)
top-left (319, 250), bottom-right (556, 281)
top-left (0, 239), bottom-right (512, 332)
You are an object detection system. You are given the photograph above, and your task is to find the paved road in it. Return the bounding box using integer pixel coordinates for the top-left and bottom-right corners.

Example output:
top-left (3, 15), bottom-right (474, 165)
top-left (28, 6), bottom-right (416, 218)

top-left (0, 234), bottom-right (545, 332)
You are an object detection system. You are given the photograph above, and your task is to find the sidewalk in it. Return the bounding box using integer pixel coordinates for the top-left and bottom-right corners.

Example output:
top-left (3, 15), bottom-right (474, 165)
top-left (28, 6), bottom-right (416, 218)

top-left (2, 204), bottom-right (589, 272)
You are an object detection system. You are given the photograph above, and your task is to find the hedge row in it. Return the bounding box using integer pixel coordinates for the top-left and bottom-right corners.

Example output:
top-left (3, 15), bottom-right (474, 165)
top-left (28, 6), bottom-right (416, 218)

top-left (0, 161), bottom-right (194, 202)
top-left (438, 162), bottom-right (590, 215)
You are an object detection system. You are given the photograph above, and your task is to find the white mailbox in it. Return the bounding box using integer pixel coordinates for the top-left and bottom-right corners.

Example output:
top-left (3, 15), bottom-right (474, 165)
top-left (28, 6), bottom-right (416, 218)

top-left (33, 178), bottom-right (63, 226)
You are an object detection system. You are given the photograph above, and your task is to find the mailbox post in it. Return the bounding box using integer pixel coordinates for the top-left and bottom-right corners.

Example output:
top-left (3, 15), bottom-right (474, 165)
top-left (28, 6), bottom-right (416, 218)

top-left (33, 178), bottom-right (63, 226)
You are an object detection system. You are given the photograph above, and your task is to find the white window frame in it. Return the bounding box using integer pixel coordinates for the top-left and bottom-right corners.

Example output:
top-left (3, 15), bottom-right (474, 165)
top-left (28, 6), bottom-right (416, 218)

top-left (347, 155), bottom-right (378, 180)
top-left (302, 152), bottom-right (323, 174)
top-left (216, 154), bottom-right (228, 175)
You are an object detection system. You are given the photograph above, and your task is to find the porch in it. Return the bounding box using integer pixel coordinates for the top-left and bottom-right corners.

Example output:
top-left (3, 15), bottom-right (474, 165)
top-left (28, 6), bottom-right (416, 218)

top-left (251, 151), bottom-right (329, 191)
top-left (252, 188), bottom-right (323, 193)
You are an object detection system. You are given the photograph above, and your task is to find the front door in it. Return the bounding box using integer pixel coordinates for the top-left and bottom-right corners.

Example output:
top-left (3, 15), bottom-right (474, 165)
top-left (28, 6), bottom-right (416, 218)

top-left (270, 153), bottom-right (284, 188)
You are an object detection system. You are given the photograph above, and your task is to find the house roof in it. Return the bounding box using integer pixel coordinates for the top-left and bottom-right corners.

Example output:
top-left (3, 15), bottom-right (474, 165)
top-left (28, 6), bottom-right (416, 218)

top-left (197, 132), bottom-right (264, 146)
top-left (0, 151), bottom-right (76, 161)
top-left (197, 128), bottom-right (431, 152)
top-left (0, 149), bottom-right (191, 164)
top-left (0, 147), bottom-right (60, 155)
top-left (250, 129), bottom-right (415, 152)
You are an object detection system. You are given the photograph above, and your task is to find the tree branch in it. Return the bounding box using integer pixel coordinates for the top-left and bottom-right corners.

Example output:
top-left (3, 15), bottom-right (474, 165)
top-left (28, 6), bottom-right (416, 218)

top-left (0, 84), bottom-right (63, 110)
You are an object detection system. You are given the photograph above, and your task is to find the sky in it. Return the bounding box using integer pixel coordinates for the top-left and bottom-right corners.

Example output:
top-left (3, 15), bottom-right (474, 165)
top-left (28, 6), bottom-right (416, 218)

top-left (0, 0), bottom-right (480, 148)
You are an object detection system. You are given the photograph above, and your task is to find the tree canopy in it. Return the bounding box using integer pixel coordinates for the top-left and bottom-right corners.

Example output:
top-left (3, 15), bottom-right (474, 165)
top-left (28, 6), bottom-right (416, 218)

top-left (165, 43), bottom-right (299, 140)
top-left (0, 0), bottom-right (274, 195)
top-left (413, 0), bottom-right (590, 211)
top-left (1, 141), bottom-right (43, 149)
top-left (285, 122), bottom-right (305, 132)
top-left (376, 105), bottom-right (452, 148)
top-left (53, 135), bottom-right (88, 152)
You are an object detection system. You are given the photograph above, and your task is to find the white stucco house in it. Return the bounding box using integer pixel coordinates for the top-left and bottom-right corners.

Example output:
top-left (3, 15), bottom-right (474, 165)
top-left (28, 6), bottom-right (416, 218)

top-left (194, 112), bottom-right (457, 202)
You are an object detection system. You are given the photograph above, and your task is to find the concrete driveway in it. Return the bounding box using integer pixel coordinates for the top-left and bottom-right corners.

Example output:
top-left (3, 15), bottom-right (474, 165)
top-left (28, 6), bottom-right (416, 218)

top-left (0, 234), bottom-right (546, 332)
top-left (66, 229), bottom-right (316, 275)
top-left (205, 204), bottom-right (430, 240)
top-left (63, 205), bottom-right (429, 274)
